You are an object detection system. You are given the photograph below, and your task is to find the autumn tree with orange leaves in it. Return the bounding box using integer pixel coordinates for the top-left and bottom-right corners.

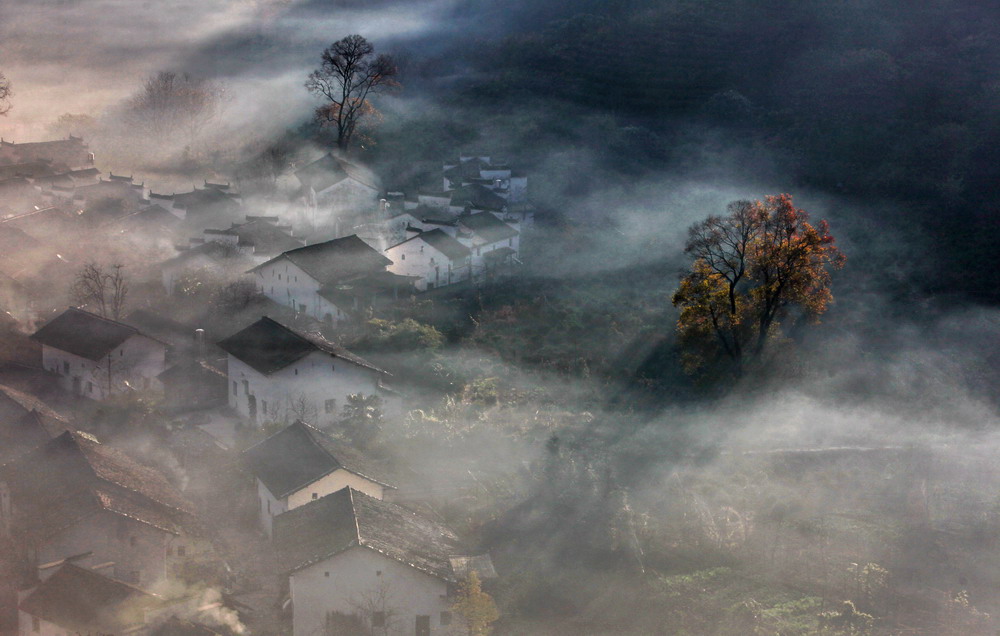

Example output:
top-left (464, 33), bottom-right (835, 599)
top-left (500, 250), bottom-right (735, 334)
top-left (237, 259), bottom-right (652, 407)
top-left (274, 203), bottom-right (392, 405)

top-left (672, 194), bottom-right (845, 376)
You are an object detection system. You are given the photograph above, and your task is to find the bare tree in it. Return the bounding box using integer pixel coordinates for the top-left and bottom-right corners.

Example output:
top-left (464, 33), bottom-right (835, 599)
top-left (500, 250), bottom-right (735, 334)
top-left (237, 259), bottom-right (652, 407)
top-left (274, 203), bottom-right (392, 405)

top-left (349, 579), bottom-right (401, 636)
top-left (0, 72), bottom-right (11, 116)
top-left (71, 263), bottom-right (129, 320)
top-left (123, 71), bottom-right (225, 149)
top-left (305, 35), bottom-right (399, 151)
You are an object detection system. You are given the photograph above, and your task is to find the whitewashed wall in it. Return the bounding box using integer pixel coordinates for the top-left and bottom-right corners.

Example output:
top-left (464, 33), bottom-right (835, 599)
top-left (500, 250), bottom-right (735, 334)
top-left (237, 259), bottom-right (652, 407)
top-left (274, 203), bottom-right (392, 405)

top-left (290, 546), bottom-right (454, 636)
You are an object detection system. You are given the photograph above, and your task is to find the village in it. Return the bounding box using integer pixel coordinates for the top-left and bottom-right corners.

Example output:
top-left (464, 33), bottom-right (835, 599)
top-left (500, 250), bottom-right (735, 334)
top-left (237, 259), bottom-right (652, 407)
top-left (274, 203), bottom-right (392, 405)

top-left (0, 135), bottom-right (532, 636)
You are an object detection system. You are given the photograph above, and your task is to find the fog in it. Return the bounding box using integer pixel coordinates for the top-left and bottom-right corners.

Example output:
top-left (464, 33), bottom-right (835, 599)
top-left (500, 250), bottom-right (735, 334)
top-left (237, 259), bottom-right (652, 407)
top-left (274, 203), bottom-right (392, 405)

top-left (1, 0), bottom-right (999, 634)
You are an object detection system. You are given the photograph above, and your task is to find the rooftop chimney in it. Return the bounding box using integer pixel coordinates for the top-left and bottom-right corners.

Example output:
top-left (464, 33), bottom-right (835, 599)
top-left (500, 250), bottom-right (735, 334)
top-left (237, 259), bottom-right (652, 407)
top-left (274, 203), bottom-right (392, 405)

top-left (194, 328), bottom-right (205, 360)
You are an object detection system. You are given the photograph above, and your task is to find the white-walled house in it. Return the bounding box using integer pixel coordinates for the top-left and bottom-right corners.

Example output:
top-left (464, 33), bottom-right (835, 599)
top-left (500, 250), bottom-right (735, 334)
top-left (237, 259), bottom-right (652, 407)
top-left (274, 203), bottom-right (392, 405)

top-left (242, 420), bottom-right (396, 536)
top-left (385, 229), bottom-right (472, 291)
top-left (249, 235), bottom-right (415, 324)
top-left (0, 431), bottom-right (211, 588)
top-left (295, 153), bottom-right (382, 228)
top-left (31, 308), bottom-right (168, 400)
top-left (456, 213), bottom-right (520, 277)
top-left (217, 316), bottom-right (396, 427)
top-left (442, 155), bottom-right (528, 204)
top-left (274, 487), bottom-right (495, 636)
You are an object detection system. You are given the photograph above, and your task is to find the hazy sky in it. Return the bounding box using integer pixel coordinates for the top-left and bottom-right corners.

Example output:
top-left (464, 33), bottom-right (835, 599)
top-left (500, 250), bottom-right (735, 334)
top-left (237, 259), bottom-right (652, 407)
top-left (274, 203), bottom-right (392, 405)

top-left (0, 0), bottom-right (459, 138)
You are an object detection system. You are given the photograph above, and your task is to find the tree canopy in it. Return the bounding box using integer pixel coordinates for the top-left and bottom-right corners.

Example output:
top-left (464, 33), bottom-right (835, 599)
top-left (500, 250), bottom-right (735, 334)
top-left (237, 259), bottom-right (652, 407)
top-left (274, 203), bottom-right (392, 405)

top-left (0, 71), bottom-right (11, 116)
top-left (305, 34), bottom-right (399, 151)
top-left (122, 71), bottom-right (224, 146)
top-left (672, 194), bottom-right (845, 376)
top-left (451, 570), bottom-right (499, 636)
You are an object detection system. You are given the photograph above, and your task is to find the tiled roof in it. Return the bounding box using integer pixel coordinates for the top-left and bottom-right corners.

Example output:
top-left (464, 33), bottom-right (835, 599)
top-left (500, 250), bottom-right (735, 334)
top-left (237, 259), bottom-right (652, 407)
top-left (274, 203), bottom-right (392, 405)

top-left (449, 184), bottom-right (507, 211)
top-left (31, 308), bottom-right (151, 360)
top-left (388, 228), bottom-right (470, 261)
top-left (19, 564), bottom-right (161, 634)
top-left (294, 153), bottom-right (380, 192)
top-left (1, 430), bottom-right (200, 539)
top-left (274, 487), bottom-right (474, 581)
top-left (251, 235), bottom-right (390, 286)
top-left (242, 420), bottom-right (395, 499)
top-left (458, 212), bottom-right (519, 243)
top-left (217, 316), bottom-right (385, 375)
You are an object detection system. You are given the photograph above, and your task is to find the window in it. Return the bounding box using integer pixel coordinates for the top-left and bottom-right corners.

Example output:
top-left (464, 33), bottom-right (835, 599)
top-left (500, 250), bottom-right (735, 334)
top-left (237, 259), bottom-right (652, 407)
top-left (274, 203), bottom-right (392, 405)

top-left (324, 571), bottom-right (329, 577)
top-left (120, 349), bottom-right (124, 356)
top-left (177, 546), bottom-right (186, 557)
top-left (278, 274), bottom-right (281, 280)
top-left (167, 545), bottom-right (173, 556)
top-left (312, 493), bottom-right (318, 500)
top-left (441, 611), bottom-right (452, 626)
top-left (325, 399), bottom-right (336, 414)
top-left (401, 253), bottom-right (405, 260)
top-left (130, 570), bottom-right (140, 583)
top-left (63, 361), bottom-right (69, 374)
top-left (262, 400), bottom-right (268, 415)
top-left (233, 381), bottom-right (238, 396)
top-left (129, 536), bottom-right (137, 547)
top-left (372, 612), bottom-right (386, 628)
top-left (294, 368), bottom-right (298, 375)
top-left (86, 381), bottom-right (93, 394)
top-left (415, 615), bottom-right (430, 636)
top-left (267, 500), bottom-right (270, 514)
top-left (509, 238), bottom-right (513, 246)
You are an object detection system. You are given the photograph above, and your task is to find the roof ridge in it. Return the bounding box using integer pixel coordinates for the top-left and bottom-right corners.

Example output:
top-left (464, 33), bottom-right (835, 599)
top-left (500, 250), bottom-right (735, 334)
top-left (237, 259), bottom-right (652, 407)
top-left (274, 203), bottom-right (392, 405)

top-left (295, 420), bottom-right (341, 465)
top-left (69, 432), bottom-right (193, 516)
top-left (62, 306), bottom-right (139, 333)
top-left (347, 487), bottom-right (362, 546)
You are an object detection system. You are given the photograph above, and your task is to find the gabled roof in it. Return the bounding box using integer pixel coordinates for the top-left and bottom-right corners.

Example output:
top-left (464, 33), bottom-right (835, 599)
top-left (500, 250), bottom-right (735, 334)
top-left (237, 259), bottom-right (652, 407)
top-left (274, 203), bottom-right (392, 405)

top-left (388, 228), bottom-right (470, 261)
top-left (1, 430), bottom-right (200, 539)
top-left (295, 153), bottom-right (380, 193)
top-left (216, 316), bottom-right (386, 376)
top-left (19, 564), bottom-right (161, 634)
top-left (243, 420), bottom-right (395, 499)
top-left (31, 308), bottom-right (159, 361)
top-left (0, 382), bottom-right (65, 423)
top-left (0, 384), bottom-right (69, 462)
top-left (160, 240), bottom-right (254, 270)
top-left (230, 219), bottom-right (304, 256)
top-left (0, 409), bottom-right (69, 463)
top-left (172, 187), bottom-right (240, 213)
top-left (458, 212), bottom-right (519, 243)
top-left (157, 359), bottom-right (226, 384)
top-left (250, 235), bottom-right (390, 286)
top-left (273, 487), bottom-right (471, 581)
top-left (450, 184), bottom-right (507, 211)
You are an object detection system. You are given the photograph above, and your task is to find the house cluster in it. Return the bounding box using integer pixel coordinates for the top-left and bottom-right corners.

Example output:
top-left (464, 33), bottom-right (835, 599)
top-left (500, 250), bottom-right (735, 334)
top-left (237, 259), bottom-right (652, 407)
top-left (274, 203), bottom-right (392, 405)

top-left (0, 424), bottom-right (232, 635)
top-left (3, 304), bottom-right (495, 634)
top-left (0, 138), bottom-right (516, 635)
